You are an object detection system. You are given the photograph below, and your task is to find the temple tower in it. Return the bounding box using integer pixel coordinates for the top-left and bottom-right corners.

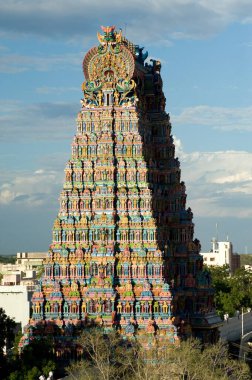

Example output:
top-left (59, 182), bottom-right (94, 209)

top-left (22, 26), bottom-right (221, 349)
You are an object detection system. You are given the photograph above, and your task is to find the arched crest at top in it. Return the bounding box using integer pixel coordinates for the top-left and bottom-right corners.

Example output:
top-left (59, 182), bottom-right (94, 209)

top-left (82, 27), bottom-right (135, 83)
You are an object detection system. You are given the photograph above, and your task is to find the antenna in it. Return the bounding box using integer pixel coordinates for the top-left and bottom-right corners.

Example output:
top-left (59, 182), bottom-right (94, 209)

top-left (124, 23), bottom-right (127, 36)
top-left (215, 223), bottom-right (218, 241)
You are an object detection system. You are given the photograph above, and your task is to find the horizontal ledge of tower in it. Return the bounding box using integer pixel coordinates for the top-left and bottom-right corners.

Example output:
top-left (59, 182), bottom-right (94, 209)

top-left (80, 105), bottom-right (137, 111)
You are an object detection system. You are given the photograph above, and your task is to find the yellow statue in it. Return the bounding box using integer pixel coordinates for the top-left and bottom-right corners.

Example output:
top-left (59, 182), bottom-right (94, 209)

top-left (97, 91), bottom-right (103, 106)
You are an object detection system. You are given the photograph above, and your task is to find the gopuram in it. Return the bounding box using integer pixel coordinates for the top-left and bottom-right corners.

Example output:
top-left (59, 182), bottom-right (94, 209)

top-left (20, 26), bottom-right (221, 350)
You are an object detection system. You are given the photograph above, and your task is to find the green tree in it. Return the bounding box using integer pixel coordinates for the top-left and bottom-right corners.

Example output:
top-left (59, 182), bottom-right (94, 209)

top-left (231, 268), bottom-right (252, 308)
top-left (0, 308), bottom-right (16, 357)
top-left (7, 337), bottom-right (57, 380)
top-left (0, 308), bottom-right (16, 379)
top-left (24, 367), bottom-right (41, 380)
top-left (205, 265), bottom-right (252, 317)
top-left (0, 255), bottom-right (16, 264)
top-left (205, 265), bottom-right (232, 317)
top-left (36, 266), bottom-right (44, 279)
top-left (8, 371), bottom-right (22, 380)
top-left (21, 337), bottom-right (56, 371)
top-left (67, 328), bottom-right (138, 380)
top-left (240, 254), bottom-right (252, 267)
top-left (67, 329), bottom-right (251, 380)
top-left (207, 265), bottom-right (230, 292)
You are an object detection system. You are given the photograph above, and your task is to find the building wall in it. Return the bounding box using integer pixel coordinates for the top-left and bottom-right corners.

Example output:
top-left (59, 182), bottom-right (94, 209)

top-left (16, 252), bottom-right (47, 271)
top-left (0, 255), bottom-right (40, 330)
top-left (0, 285), bottom-right (32, 331)
top-left (1, 273), bottom-right (21, 285)
top-left (201, 239), bottom-right (240, 274)
top-left (0, 252), bottom-right (47, 275)
top-left (0, 263), bottom-right (20, 274)
top-left (231, 254), bottom-right (240, 274)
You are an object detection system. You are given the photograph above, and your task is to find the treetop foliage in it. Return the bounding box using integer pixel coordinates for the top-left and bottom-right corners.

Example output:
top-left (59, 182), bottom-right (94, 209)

top-left (0, 255), bottom-right (16, 264)
top-left (205, 265), bottom-right (252, 317)
top-left (67, 328), bottom-right (251, 380)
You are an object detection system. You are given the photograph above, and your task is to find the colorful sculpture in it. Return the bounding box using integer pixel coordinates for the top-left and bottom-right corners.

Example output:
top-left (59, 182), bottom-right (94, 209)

top-left (20, 26), bottom-right (221, 350)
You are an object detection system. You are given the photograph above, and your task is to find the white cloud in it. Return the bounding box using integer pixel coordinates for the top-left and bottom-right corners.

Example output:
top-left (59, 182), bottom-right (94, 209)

top-left (172, 105), bottom-right (252, 131)
top-left (173, 135), bottom-right (184, 156)
top-left (0, 100), bottom-right (78, 141)
top-left (0, 52), bottom-right (82, 74)
top-left (0, 185), bottom-right (16, 204)
top-left (174, 140), bottom-right (252, 218)
top-left (212, 171), bottom-right (252, 184)
top-left (0, 169), bottom-right (63, 207)
top-left (0, 0), bottom-right (251, 43)
top-left (36, 86), bottom-right (79, 94)
top-left (2, 139), bottom-right (252, 223)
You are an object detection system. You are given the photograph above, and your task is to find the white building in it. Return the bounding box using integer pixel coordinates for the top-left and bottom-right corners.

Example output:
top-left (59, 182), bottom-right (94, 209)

top-left (0, 285), bottom-right (34, 331)
top-left (1, 270), bottom-right (37, 286)
top-left (0, 252), bottom-right (47, 276)
top-left (201, 238), bottom-right (240, 274)
top-left (16, 251), bottom-right (47, 271)
top-left (0, 252), bottom-right (47, 331)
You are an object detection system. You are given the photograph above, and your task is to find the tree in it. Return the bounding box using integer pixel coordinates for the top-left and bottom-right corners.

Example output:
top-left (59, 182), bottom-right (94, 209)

top-left (67, 328), bottom-right (138, 380)
top-left (0, 255), bottom-right (16, 264)
top-left (0, 308), bottom-right (16, 358)
top-left (67, 329), bottom-right (251, 380)
top-left (21, 338), bottom-right (56, 373)
top-left (0, 308), bottom-right (16, 379)
top-left (206, 265), bottom-right (252, 317)
top-left (231, 268), bottom-right (252, 308)
top-left (172, 338), bottom-right (251, 380)
top-left (36, 266), bottom-right (44, 279)
top-left (6, 337), bottom-right (57, 380)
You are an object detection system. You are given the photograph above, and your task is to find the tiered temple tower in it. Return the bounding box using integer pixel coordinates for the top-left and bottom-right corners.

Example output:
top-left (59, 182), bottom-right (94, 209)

top-left (21, 26), bottom-right (221, 350)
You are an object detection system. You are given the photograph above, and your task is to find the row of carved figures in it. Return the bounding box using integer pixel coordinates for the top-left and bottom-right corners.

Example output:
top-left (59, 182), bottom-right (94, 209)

top-left (33, 299), bottom-right (172, 317)
top-left (59, 197), bottom-right (186, 212)
top-left (66, 155), bottom-right (178, 171)
top-left (71, 144), bottom-right (143, 158)
top-left (52, 228), bottom-right (158, 243)
top-left (73, 130), bottom-right (143, 143)
top-left (72, 142), bottom-right (176, 160)
top-left (59, 198), bottom-right (152, 211)
top-left (52, 229), bottom-right (187, 245)
top-left (43, 262), bottom-right (163, 279)
top-left (76, 119), bottom-right (140, 133)
top-left (64, 168), bottom-right (182, 185)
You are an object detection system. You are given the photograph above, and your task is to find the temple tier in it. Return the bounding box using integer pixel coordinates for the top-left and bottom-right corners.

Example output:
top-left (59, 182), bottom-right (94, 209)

top-left (20, 26), bottom-right (220, 350)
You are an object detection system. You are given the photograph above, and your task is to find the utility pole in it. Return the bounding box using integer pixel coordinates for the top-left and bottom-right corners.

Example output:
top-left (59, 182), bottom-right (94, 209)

top-left (242, 307), bottom-right (244, 337)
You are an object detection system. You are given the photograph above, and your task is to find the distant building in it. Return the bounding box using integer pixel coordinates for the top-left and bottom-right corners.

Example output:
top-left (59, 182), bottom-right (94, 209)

top-left (0, 285), bottom-right (34, 331)
top-left (201, 238), bottom-right (240, 274)
top-left (0, 252), bottom-right (46, 274)
top-left (1, 270), bottom-right (37, 286)
top-left (16, 251), bottom-right (47, 271)
top-left (0, 252), bottom-right (47, 286)
top-left (0, 252), bottom-right (47, 331)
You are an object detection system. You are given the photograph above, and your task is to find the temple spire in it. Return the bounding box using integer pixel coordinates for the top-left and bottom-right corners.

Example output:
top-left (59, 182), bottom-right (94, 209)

top-left (19, 26), bottom-right (221, 351)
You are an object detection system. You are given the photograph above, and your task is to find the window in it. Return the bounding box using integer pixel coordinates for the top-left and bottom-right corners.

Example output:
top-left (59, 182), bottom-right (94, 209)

top-left (210, 258), bottom-right (215, 262)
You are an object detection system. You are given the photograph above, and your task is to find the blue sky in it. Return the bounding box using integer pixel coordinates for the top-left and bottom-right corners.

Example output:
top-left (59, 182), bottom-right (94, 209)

top-left (0, 0), bottom-right (252, 254)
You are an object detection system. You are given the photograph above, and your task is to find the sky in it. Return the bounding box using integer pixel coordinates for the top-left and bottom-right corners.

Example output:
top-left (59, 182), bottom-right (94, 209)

top-left (0, 0), bottom-right (252, 255)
